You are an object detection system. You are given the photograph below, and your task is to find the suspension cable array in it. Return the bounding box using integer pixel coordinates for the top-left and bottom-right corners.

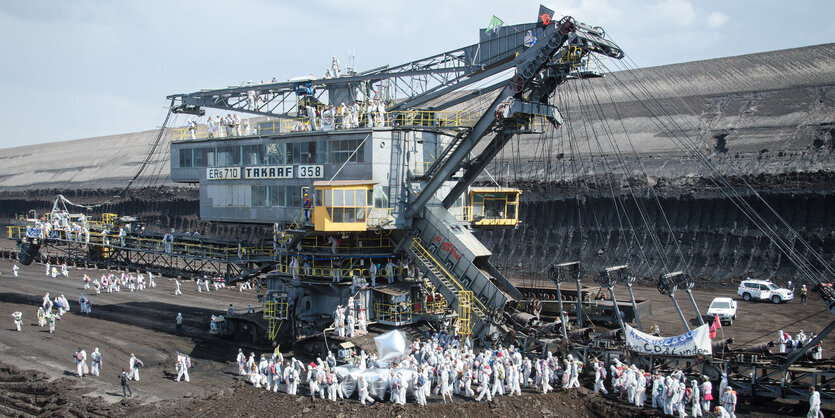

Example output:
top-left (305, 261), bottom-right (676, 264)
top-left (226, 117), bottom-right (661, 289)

top-left (56, 100), bottom-right (176, 211)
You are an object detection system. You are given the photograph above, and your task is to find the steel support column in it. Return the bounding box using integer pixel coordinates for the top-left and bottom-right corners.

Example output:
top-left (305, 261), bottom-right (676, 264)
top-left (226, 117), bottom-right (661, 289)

top-left (626, 279), bottom-right (643, 331)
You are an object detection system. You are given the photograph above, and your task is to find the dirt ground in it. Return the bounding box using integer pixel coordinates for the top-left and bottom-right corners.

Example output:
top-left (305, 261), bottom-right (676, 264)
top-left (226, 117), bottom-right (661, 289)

top-left (0, 259), bottom-right (256, 410)
top-left (0, 258), bottom-right (833, 417)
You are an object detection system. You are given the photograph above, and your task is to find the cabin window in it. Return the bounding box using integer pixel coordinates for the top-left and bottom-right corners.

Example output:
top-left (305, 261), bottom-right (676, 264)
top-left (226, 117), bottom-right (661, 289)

top-left (318, 186), bottom-right (373, 224)
top-left (251, 186), bottom-right (267, 207)
top-left (179, 149), bottom-right (193, 168)
top-left (374, 186), bottom-right (389, 208)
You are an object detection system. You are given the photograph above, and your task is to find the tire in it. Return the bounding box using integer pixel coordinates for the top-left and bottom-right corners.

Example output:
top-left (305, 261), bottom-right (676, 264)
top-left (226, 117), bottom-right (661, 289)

top-left (772, 295), bottom-right (781, 304)
top-left (742, 293), bottom-right (751, 301)
top-left (728, 319), bottom-right (733, 326)
top-left (732, 314), bottom-right (737, 320)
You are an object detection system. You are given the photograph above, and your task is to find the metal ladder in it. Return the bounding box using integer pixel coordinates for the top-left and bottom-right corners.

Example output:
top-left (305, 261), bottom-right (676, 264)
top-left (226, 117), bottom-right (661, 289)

top-left (457, 290), bottom-right (473, 337)
top-left (263, 296), bottom-right (288, 341)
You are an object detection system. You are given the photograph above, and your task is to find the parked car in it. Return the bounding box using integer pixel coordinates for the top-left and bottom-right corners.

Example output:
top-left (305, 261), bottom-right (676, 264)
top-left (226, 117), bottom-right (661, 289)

top-left (737, 279), bottom-right (794, 304)
top-left (707, 297), bottom-right (737, 325)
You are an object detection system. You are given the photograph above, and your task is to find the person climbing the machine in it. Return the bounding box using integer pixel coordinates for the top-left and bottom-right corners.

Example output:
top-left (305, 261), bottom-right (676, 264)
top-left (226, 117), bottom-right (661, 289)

top-left (303, 193), bottom-right (312, 222)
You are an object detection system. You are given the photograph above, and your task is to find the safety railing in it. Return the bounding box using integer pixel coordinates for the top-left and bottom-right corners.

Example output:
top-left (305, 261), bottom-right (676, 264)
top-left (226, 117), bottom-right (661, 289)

top-left (449, 206), bottom-right (473, 223)
top-left (276, 257), bottom-right (404, 281)
top-left (9, 224), bottom-right (277, 261)
top-left (86, 221), bottom-right (106, 230)
top-left (449, 205), bottom-right (520, 226)
top-left (9, 226), bottom-right (91, 242)
top-left (374, 301), bottom-right (413, 324)
top-left (411, 134), bottom-right (465, 178)
top-left (419, 160), bottom-right (436, 177)
top-left (19, 212), bottom-right (120, 236)
top-left (276, 298), bottom-right (289, 320)
top-left (242, 247), bottom-right (275, 258)
top-left (420, 299), bottom-right (447, 315)
top-left (577, 54), bottom-right (605, 75)
top-left (367, 208), bottom-right (394, 228)
top-left (409, 238), bottom-right (488, 316)
top-left (528, 115), bottom-right (551, 132)
top-left (374, 298), bottom-right (447, 324)
top-left (299, 232), bottom-right (394, 251)
top-left (560, 47), bottom-right (607, 76)
top-left (102, 213), bottom-right (119, 224)
top-left (263, 299), bottom-right (285, 341)
top-left (171, 109), bottom-right (480, 142)
top-left (457, 290), bottom-right (473, 337)
top-left (289, 214), bottom-right (305, 230)
top-left (171, 119), bottom-right (290, 141)
top-left (263, 296), bottom-right (289, 320)
top-left (263, 300), bottom-right (276, 318)
top-left (256, 120), bottom-right (302, 136)
top-left (383, 110), bottom-right (479, 129)
top-left (7, 226), bottom-right (25, 239)
top-left (561, 45), bottom-right (584, 66)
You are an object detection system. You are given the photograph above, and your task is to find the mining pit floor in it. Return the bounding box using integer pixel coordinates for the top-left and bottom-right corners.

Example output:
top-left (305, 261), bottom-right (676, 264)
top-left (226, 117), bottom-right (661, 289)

top-left (0, 259), bottom-right (832, 417)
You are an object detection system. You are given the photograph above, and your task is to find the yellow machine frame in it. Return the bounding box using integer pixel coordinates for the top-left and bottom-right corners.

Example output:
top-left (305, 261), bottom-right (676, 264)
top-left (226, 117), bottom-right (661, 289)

top-left (457, 290), bottom-right (473, 337)
top-left (467, 187), bottom-right (521, 227)
top-left (263, 293), bottom-right (289, 341)
top-left (312, 181), bottom-right (375, 232)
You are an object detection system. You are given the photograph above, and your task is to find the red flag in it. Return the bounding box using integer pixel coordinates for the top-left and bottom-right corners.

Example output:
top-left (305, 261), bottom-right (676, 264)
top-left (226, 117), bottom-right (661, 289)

top-left (709, 314), bottom-right (722, 339)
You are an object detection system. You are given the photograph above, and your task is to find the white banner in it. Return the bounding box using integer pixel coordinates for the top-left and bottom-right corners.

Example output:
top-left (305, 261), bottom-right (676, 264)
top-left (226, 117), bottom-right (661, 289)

top-left (625, 324), bottom-right (712, 357)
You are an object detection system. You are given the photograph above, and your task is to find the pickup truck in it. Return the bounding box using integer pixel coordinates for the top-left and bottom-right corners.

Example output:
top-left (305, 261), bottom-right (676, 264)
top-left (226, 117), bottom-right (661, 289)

top-left (707, 297), bottom-right (737, 325)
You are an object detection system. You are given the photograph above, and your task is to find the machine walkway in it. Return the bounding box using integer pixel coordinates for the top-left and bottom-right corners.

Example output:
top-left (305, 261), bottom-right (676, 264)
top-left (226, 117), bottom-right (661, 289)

top-left (7, 225), bottom-right (272, 282)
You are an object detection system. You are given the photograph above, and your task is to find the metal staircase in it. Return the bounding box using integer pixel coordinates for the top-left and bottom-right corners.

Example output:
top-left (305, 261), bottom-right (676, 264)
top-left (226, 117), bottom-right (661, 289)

top-left (399, 201), bottom-right (517, 343)
top-left (415, 130), bottom-right (469, 181)
top-left (406, 237), bottom-right (493, 341)
top-left (409, 239), bottom-right (488, 314)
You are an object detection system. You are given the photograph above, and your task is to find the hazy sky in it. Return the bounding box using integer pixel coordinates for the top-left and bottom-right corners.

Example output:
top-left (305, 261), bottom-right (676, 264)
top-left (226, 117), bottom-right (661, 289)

top-left (0, 0), bottom-right (832, 149)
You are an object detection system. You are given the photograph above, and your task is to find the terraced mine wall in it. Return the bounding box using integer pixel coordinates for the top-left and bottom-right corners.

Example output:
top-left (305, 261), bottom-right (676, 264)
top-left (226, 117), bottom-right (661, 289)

top-left (476, 175), bottom-right (835, 284)
top-left (2, 175), bottom-right (832, 283)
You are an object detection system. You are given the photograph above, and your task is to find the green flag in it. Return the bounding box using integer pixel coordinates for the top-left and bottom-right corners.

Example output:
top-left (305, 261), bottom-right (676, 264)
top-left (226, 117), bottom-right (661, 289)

top-left (486, 15), bottom-right (504, 33)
